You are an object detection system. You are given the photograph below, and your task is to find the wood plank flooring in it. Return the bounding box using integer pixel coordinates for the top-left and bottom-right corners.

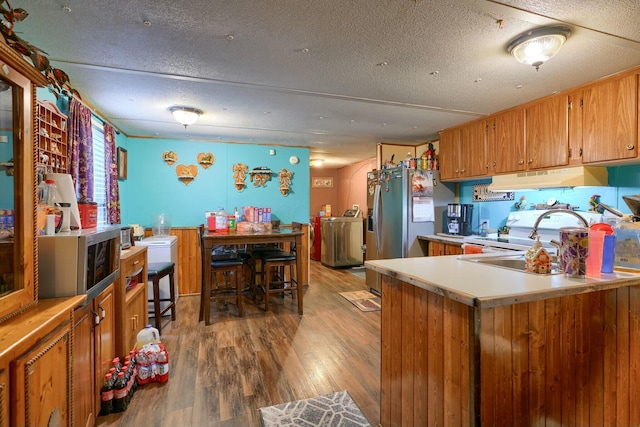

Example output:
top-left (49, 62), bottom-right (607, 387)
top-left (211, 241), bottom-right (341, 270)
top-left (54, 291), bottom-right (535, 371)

top-left (96, 262), bottom-right (380, 427)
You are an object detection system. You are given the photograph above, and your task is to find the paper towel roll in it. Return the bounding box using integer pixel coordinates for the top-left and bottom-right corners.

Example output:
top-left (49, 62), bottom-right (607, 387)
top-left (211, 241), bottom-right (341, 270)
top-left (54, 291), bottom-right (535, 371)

top-left (45, 173), bottom-right (81, 229)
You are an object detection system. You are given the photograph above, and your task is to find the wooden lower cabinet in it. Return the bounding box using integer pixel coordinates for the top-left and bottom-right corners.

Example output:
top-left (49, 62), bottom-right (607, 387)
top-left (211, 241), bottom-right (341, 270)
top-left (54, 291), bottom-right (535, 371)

top-left (117, 247), bottom-right (149, 359)
top-left (0, 297), bottom-right (83, 427)
top-left (427, 241), bottom-right (463, 256)
top-left (93, 284), bottom-right (115, 420)
top-left (381, 275), bottom-right (640, 427)
top-left (0, 368), bottom-right (7, 426)
top-left (73, 303), bottom-right (95, 427)
top-left (12, 323), bottom-right (71, 427)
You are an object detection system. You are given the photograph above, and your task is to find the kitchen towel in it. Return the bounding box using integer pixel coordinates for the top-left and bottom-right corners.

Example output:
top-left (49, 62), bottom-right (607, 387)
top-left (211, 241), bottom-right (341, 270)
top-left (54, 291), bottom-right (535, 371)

top-left (258, 390), bottom-right (371, 427)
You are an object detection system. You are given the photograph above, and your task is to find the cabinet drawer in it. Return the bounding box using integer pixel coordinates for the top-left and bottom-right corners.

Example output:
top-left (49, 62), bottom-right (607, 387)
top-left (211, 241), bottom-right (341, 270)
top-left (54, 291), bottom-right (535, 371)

top-left (121, 247), bottom-right (146, 277)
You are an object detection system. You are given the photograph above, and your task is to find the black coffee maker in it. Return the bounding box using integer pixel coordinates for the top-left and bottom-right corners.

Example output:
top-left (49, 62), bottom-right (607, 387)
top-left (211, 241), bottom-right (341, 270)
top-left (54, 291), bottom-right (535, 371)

top-left (446, 204), bottom-right (474, 236)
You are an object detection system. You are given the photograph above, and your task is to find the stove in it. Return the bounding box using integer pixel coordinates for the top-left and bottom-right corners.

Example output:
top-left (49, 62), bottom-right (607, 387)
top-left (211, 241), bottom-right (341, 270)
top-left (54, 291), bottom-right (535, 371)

top-left (465, 210), bottom-right (605, 252)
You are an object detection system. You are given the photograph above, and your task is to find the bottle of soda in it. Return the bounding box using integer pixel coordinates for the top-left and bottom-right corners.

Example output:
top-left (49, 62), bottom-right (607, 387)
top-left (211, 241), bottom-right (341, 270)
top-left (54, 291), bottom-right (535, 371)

top-left (129, 350), bottom-right (138, 392)
top-left (112, 371), bottom-right (128, 412)
top-left (99, 373), bottom-right (114, 416)
top-left (112, 357), bottom-right (122, 374)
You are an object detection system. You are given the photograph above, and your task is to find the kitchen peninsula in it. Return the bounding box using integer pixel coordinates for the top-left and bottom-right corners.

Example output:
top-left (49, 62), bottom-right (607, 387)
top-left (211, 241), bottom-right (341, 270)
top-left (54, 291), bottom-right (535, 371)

top-left (366, 254), bottom-right (640, 427)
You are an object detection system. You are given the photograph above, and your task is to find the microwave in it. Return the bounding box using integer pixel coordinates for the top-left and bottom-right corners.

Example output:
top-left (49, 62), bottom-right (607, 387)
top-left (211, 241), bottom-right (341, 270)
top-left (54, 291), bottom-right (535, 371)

top-left (38, 226), bottom-right (121, 303)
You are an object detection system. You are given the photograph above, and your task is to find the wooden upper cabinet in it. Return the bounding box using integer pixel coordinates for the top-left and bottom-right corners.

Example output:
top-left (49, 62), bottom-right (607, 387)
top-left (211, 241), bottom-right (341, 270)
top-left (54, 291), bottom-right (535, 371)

top-left (582, 73), bottom-right (638, 163)
top-left (525, 95), bottom-right (569, 169)
top-left (568, 90), bottom-right (584, 165)
top-left (439, 128), bottom-right (461, 181)
top-left (487, 108), bottom-right (525, 174)
top-left (460, 120), bottom-right (487, 178)
top-left (439, 121), bottom-right (486, 181)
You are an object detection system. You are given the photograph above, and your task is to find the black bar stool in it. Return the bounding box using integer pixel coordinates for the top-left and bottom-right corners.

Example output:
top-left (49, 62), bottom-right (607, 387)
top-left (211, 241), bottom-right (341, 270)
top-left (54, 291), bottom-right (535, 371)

top-left (147, 261), bottom-right (177, 335)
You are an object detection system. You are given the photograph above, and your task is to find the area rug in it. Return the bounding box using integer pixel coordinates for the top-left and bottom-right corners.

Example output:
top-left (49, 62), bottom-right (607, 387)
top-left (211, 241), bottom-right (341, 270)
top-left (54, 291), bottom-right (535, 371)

top-left (258, 390), bottom-right (372, 427)
top-left (346, 266), bottom-right (366, 279)
top-left (338, 290), bottom-right (381, 312)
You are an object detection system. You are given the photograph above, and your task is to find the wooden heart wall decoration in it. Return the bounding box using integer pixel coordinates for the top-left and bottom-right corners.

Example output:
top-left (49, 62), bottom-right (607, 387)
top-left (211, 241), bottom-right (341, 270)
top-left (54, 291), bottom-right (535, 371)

top-left (197, 152), bottom-right (215, 168)
top-left (175, 164), bottom-right (198, 185)
top-left (162, 151), bottom-right (178, 165)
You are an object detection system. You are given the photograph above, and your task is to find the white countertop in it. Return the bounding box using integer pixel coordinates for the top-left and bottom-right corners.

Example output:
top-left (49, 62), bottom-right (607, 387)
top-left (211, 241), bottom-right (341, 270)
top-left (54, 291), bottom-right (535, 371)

top-left (365, 253), bottom-right (640, 308)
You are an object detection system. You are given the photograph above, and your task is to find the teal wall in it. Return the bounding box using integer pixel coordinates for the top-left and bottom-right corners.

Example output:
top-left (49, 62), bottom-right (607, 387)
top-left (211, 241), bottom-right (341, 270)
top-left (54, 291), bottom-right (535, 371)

top-left (36, 88), bottom-right (311, 228)
top-left (459, 165), bottom-right (640, 234)
top-left (118, 137), bottom-right (310, 228)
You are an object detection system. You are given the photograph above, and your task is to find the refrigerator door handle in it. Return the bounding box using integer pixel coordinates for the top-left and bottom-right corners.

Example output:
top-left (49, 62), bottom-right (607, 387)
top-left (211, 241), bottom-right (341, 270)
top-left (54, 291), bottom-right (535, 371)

top-left (373, 183), bottom-right (382, 251)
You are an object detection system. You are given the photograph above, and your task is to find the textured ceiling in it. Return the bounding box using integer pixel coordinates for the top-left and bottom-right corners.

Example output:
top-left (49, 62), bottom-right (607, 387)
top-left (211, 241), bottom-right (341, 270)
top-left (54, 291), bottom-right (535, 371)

top-left (16, 0), bottom-right (640, 167)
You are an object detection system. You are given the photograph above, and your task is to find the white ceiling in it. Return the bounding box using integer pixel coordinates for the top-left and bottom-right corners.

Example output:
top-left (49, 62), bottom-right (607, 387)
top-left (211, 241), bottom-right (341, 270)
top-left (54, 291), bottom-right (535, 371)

top-left (17, 0), bottom-right (640, 168)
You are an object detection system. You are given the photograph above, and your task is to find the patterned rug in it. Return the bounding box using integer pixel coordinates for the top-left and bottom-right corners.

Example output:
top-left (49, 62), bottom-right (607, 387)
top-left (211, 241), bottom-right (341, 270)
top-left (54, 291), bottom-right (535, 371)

top-left (339, 290), bottom-right (381, 312)
top-left (258, 390), bottom-right (371, 427)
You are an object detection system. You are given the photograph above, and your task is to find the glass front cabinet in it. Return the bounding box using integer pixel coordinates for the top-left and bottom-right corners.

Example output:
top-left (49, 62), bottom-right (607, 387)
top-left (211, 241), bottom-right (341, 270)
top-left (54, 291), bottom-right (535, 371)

top-left (0, 42), bottom-right (47, 321)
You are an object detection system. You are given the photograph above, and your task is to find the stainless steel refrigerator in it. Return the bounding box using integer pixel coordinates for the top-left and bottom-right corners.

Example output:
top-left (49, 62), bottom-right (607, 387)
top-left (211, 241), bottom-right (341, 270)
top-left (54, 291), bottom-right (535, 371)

top-left (365, 167), bottom-right (454, 294)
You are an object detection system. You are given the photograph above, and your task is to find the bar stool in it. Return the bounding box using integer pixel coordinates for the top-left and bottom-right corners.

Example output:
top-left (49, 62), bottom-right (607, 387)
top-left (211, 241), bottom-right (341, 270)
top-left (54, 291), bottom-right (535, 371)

top-left (197, 225), bottom-right (245, 324)
top-left (260, 250), bottom-right (297, 312)
top-left (202, 258), bottom-right (244, 325)
top-left (147, 261), bottom-right (177, 335)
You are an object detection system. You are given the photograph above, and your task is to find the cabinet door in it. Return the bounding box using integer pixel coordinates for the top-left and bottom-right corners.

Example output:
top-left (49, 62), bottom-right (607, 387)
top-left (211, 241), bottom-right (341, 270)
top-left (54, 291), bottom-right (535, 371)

top-left (491, 109), bottom-right (526, 174)
top-left (526, 95), bottom-right (569, 169)
top-left (73, 304), bottom-right (95, 427)
top-left (0, 368), bottom-right (7, 427)
top-left (439, 128), bottom-right (461, 181)
top-left (428, 242), bottom-right (446, 256)
top-left (445, 244), bottom-right (463, 256)
top-left (460, 120), bottom-right (487, 178)
top-left (94, 284), bottom-right (115, 415)
top-left (582, 73), bottom-right (638, 163)
top-left (124, 284), bottom-right (147, 354)
top-left (12, 323), bottom-right (70, 427)
top-left (568, 90), bottom-right (583, 165)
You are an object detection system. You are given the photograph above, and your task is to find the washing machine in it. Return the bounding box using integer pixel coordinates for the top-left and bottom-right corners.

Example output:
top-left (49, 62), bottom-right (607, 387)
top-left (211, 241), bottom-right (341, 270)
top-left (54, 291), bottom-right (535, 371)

top-left (137, 235), bottom-right (179, 316)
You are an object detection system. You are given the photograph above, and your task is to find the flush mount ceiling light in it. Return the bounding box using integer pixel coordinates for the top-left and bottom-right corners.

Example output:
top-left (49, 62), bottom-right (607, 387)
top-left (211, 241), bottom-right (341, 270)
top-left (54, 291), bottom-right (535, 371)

top-left (310, 159), bottom-right (324, 167)
top-left (507, 26), bottom-right (571, 71)
top-left (170, 106), bottom-right (203, 128)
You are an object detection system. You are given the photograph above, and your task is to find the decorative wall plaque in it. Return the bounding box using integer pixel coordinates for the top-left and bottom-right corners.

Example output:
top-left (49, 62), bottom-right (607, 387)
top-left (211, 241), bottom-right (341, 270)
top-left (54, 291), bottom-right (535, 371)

top-left (278, 168), bottom-right (293, 196)
top-left (197, 152), bottom-right (214, 169)
top-left (162, 151), bottom-right (178, 165)
top-left (232, 162), bottom-right (248, 191)
top-left (176, 164), bottom-right (198, 185)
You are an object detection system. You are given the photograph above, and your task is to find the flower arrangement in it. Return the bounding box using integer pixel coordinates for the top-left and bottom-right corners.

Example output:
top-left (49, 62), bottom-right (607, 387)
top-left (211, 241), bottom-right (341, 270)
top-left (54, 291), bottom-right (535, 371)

top-left (0, 1), bottom-right (80, 99)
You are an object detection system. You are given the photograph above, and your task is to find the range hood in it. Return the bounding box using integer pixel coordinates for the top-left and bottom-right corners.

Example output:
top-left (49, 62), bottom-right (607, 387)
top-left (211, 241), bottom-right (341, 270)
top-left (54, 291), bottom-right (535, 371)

top-left (487, 166), bottom-right (608, 192)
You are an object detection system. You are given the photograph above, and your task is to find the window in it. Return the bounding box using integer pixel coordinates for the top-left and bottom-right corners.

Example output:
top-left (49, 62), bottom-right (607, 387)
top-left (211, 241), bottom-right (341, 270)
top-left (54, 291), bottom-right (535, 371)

top-left (91, 118), bottom-right (107, 226)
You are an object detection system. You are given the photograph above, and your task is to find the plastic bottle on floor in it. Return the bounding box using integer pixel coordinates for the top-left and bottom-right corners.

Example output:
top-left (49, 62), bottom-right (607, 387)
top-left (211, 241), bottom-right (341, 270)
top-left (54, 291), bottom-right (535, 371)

top-left (136, 324), bottom-right (160, 348)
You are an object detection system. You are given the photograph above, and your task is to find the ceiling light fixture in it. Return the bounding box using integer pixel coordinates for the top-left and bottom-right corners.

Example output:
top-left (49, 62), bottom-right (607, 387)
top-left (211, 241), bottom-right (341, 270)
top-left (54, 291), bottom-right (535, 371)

top-left (310, 159), bottom-right (324, 167)
top-left (507, 26), bottom-right (571, 71)
top-left (170, 106), bottom-right (203, 128)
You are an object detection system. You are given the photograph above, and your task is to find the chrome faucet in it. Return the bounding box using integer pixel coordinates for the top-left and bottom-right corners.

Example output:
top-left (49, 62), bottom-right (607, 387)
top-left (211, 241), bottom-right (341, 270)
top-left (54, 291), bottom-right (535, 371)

top-left (528, 209), bottom-right (589, 240)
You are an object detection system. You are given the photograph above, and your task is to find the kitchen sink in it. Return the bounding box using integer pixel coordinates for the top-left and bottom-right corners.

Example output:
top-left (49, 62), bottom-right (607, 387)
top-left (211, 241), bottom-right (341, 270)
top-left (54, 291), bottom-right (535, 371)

top-left (462, 254), bottom-right (563, 275)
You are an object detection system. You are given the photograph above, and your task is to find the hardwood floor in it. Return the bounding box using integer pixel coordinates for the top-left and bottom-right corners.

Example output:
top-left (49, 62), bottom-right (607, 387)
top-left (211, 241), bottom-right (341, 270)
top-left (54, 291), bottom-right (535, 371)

top-left (96, 262), bottom-right (380, 427)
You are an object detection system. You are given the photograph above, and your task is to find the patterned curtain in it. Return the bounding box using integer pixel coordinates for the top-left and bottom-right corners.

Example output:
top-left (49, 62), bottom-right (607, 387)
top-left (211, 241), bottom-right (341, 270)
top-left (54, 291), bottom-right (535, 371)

top-left (68, 98), bottom-right (94, 201)
top-left (104, 123), bottom-right (121, 224)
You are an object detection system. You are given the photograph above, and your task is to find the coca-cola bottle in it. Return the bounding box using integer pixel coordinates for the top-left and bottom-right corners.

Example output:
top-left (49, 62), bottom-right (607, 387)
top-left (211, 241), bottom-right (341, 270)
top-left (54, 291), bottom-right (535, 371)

top-left (112, 371), bottom-right (128, 413)
top-left (129, 350), bottom-right (138, 392)
top-left (99, 373), bottom-right (114, 416)
top-left (112, 357), bottom-right (123, 374)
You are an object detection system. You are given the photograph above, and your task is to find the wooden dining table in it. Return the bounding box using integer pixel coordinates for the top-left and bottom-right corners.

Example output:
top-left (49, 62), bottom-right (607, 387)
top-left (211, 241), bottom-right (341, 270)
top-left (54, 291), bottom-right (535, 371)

top-left (202, 228), bottom-right (305, 314)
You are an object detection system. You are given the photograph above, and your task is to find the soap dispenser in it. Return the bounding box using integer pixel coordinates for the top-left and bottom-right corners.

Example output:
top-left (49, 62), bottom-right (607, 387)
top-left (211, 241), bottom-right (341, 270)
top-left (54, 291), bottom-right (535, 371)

top-left (525, 236), bottom-right (552, 274)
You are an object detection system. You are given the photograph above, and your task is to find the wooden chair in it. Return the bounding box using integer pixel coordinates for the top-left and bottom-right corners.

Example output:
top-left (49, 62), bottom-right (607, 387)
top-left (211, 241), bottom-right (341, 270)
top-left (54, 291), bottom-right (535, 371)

top-left (198, 225), bottom-right (244, 325)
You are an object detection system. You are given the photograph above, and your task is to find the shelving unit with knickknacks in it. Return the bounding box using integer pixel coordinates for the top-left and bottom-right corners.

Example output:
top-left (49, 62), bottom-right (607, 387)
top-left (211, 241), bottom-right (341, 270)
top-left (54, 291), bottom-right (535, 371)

top-left (36, 100), bottom-right (68, 174)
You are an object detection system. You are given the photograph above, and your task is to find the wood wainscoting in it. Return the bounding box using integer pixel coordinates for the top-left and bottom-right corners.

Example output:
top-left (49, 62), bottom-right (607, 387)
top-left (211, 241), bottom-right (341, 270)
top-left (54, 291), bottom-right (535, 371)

top-left (381, 274), bottom-right (640, 427)
top-left (142, 224), bottom-right (309, 296)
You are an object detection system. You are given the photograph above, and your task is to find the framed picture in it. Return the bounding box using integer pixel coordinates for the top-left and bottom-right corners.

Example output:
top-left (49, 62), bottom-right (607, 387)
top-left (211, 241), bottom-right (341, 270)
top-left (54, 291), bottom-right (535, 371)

top-left (117, 147), bottom-right (128, 180)
top-left (312, 176), bottom-right (333, 188)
